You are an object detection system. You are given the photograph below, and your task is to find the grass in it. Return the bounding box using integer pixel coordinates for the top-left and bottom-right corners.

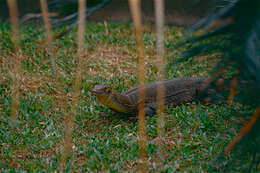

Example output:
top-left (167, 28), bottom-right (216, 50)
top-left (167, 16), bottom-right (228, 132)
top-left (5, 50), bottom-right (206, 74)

top-left (0, 22), bottom-right (257, 172)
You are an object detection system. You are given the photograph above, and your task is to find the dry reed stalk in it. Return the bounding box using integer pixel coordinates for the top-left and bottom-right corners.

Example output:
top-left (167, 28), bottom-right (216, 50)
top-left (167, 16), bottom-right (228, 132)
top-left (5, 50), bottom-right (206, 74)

top-left (7, 0), bottom-right (22, 125)
top-left (40, 0), bottom-right (56, 69)
top-left (128, 0), bottom-right (147, 171)
top-left (227, 76), bottom-right (238, 105)
top-left (39, 0), bottom-right (65, 170)
top-left (154, 0), bottom-right (165, 163)
top-left (104, 21), bottom-right (109, 35)
top-left (227, 71), bottom-right (240, 105)
top-left (59, 0), bottom-right (86, 171)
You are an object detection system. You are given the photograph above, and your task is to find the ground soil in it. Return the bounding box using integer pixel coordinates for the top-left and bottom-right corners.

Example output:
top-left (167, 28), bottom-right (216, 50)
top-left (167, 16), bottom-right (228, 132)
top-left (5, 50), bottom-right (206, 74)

top-left (88, 0), bottom-right (215, 26)
top-left (0, 0), bottom-right (215, 26)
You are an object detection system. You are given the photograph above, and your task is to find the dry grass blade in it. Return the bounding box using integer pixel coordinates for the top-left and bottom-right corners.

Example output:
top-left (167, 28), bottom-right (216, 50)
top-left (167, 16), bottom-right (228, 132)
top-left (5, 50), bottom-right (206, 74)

top-left (59, 0), bottom-right (86, 171)
top-left (128, 0), bottom-right (147, 171)
top-left (154, 0), bottom-right (165, 163)
top-left (7, 0), bottom-right (22, 125)
top-left (225, 107), bottom-right (260, 155)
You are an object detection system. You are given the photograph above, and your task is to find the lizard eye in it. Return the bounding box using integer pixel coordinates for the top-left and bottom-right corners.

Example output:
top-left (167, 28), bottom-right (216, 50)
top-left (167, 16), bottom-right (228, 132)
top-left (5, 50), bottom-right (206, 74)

top-left (104, 87), bottom-right (111, 94)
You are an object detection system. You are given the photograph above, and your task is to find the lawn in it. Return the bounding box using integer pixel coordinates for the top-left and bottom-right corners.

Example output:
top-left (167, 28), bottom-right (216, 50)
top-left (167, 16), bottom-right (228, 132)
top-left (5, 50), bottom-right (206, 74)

top-left (0, 22), bottom-right (255, 172)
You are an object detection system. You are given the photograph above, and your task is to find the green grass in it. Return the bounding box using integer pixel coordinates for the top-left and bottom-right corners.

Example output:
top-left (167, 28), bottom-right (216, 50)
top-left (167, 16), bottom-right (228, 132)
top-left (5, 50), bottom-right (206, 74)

top-left (0, 22), bottom-right (256, 172)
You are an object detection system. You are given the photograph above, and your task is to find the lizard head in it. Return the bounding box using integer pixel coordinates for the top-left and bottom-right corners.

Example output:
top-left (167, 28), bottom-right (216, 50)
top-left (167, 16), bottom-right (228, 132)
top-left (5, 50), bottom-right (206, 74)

top-left (90, 84), bottom-right (113, 97)
top-left (90, 84), bottom-right (115, 109)
top-left (90, 84), bottom-right (117, 108)
top-left (90, 84), bottom-right (130, 113)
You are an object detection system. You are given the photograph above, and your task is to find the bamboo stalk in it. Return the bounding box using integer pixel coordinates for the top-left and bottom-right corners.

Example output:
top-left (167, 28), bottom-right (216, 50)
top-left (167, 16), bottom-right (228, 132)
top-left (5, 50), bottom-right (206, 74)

top-left (7, 0), bottom-right (22, 125)
top-left (128, 0), bottom-right (147, 171)
top-left (154, 0), bottom-right (165, 163)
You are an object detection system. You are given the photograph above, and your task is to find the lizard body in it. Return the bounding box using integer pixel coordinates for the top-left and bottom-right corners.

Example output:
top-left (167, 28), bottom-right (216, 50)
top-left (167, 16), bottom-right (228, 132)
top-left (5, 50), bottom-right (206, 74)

top-left (91, 77), bottom-right (207, 115)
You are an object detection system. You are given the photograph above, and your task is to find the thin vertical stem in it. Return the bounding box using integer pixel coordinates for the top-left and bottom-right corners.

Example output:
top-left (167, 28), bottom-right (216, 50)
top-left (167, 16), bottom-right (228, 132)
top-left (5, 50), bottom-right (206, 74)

top-left (7, 0), bottom-right (21, 125)
top-left (59, 0), bottom-right (86, 171)
top-left (40, 0), bottom-right (56, 69)
top-left (39, 0), bottom-right (66, 170)
top-left (228, 75), bottom-right (239, 105)
top-left (154, 0), bottom-right (165, 162)
top-left (154, 0), bottom-right (165, 139)
top-left (128, 0), bottom-right (147, 171)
